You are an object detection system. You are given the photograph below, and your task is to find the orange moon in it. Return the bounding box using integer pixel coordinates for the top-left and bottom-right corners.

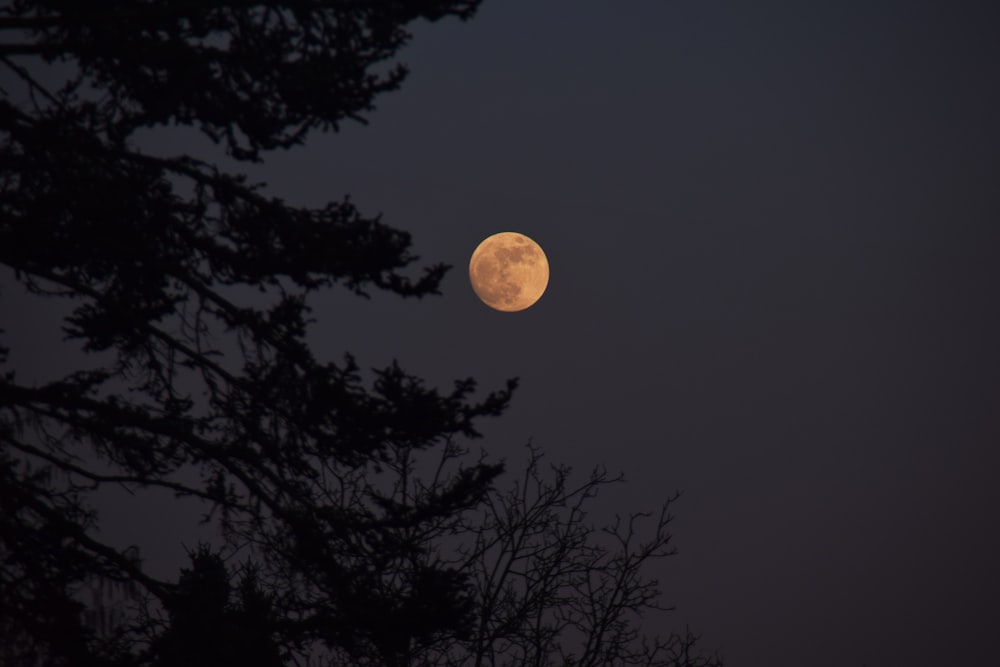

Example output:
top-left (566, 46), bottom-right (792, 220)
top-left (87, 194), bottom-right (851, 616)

top-left (469, 232), bottom-right (549, 312)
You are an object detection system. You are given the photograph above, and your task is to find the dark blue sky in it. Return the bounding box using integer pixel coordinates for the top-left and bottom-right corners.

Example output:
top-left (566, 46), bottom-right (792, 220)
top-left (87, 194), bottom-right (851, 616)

top-left (6, 1), bottom-right (1000, 665)
top-left (294, 2), bottom-right (999, 664)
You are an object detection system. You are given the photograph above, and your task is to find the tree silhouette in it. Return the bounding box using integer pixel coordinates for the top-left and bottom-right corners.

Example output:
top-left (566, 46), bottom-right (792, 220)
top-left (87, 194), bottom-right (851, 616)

top-left (0, 2), bottom-right (719, 665)
top-left (145, 546), bottom-right (284, 667)
top-left (352, 441), bottom-right (723, 667)
top-left (2, 0), bottom-right (508, 662)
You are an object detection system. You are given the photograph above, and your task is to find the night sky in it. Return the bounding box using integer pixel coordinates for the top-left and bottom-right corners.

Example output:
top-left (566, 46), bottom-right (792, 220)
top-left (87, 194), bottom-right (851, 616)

top-left (5, 1), bottom-right (1000, 665)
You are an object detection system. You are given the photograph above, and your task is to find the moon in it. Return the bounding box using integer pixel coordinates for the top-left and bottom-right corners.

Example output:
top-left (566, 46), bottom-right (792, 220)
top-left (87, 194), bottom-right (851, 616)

top-left (469, 232), bottom-right (549, 312)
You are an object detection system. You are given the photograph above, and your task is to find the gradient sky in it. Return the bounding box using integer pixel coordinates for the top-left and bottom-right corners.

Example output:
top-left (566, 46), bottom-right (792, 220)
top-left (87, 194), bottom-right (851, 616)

top-left (5, 1), bottom-right (1000, 665)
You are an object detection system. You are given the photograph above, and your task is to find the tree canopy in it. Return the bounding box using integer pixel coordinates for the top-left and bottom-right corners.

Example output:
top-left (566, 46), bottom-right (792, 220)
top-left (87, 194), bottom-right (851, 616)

top-left (0, 2), bottom-right (720, 665)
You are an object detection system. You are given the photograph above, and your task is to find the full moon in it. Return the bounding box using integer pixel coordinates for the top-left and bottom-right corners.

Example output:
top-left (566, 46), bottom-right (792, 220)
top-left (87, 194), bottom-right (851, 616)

top-left (469, 232), bottom-right (549, 312)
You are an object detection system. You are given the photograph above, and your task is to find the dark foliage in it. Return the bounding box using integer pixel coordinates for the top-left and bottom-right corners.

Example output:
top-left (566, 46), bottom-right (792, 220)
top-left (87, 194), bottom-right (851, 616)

top-left (1, 0), bottom-right (511, 663)
top-left (0, 0), bottom-right (479, 160)
top-left (147, 547), bottom-right (284, 667)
